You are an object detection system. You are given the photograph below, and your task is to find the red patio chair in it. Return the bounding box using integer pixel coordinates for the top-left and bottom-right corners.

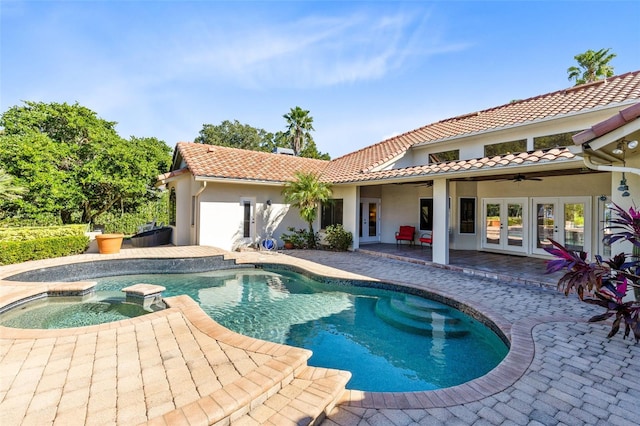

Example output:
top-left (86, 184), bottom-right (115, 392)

top-left (395, 226), bottom-right (415, 246)
top-left (419, 231), bottom-right (433, 249)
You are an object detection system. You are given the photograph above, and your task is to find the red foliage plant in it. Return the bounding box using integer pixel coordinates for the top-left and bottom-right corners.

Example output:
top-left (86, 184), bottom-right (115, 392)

top-left (545, 203), bottom-right (640, 342)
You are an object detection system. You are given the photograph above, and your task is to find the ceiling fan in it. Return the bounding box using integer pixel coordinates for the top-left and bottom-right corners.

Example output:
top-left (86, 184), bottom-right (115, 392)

top-left (496, 174), bottom-right (543, 182)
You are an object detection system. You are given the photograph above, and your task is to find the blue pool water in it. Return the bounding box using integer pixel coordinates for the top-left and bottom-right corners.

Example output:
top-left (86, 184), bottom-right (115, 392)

top-left (91, 268), bottom-right (508, 392)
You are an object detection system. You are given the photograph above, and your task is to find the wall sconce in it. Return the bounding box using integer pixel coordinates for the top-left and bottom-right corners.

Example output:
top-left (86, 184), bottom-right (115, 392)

top-left (628, 139), bottom-right (639, 149)
top-left (612, 143), bottom-right (624, 155)
top-left (266, 199), bottom-right (272, 206)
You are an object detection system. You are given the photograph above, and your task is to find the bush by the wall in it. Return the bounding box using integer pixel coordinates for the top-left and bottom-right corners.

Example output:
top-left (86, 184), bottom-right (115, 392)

top-left (0, 235), bottom-right (89, 265)
top-left (324, 224), bottom-right (353, 251)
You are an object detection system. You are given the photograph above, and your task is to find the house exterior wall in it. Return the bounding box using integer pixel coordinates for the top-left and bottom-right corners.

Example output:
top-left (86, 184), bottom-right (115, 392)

top-left (170, 175), bottom-right (193, 246)
top-left (196, 182), bottom-right (306, 251)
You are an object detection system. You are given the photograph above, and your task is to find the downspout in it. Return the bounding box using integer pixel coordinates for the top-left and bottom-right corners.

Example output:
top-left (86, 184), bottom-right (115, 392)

top-left (194, 181), bottom-right (207, 245)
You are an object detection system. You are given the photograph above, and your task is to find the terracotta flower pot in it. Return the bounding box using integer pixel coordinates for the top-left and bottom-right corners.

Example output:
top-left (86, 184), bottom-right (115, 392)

top-left (95, 233), bottom-right (124, 254)
top-left (284, 242), bottom-right (294, 249)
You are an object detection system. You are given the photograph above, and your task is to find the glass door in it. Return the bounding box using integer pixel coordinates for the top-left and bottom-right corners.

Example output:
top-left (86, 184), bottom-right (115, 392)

top-left (532, 197), bottom-right (591, 255)
top-left (359, 198), bottom-right (380, 243)
top-left (482, 198), bottom-right (527, 253)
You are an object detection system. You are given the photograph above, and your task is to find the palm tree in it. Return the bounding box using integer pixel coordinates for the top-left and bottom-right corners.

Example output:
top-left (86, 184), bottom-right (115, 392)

top-left (0, 169), bottom-right (26, 202)
top-left (567, 48), bottom-right (616, 86)
top-left (281, 171), bottom-right (332, 247)
top-left (283, 107), bottom-right (314, 156)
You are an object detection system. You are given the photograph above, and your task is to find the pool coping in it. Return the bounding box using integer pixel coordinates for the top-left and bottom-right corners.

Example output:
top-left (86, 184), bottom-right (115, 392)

top-left (0, 247), bottom-right (584, 414)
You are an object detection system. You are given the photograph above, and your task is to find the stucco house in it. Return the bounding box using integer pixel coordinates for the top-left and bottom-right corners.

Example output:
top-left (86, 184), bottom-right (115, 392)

top-left (159, 70), bottom-right (640, 265)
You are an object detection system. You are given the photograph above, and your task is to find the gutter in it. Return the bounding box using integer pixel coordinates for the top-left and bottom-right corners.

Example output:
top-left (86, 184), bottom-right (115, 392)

top-left (582, 152), bottom-right (640, 177)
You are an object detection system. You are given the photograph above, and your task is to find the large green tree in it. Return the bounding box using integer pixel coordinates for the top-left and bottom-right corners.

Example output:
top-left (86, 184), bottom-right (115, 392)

top-left (0, 101), bottom-right (171, 224)
top-left (567, 48), bottom-right (616, 85)
top-left (0, 169), bottom-right (26, 202)
top-left (281, 171), bottom-right (332, 247)
top-left (194, 120), bottom-right (276, 152)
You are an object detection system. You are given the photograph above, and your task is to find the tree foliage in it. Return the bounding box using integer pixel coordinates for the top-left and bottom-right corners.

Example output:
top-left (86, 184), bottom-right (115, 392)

top-left (0, 101), bottom-right (172, 224)
top-left (567, 48), bottom-right (616, 85)
top-left (281, 171), bottom-right (332, 247)
top-left (0, 169), bottom-right (26, 202)
top-left (194, 120), bottom-right (276, 152)
top-left (196, 108), bottom-right (330, 160)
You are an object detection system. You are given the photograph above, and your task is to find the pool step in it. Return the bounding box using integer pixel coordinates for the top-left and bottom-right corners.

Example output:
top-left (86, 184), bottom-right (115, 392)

top-left (237, 366), bottom-right (352, 425)
top-left (402, 295), bottom-right (451, 313)
top-left (388, 298), bottom-right (461, 324)
top-left (375, 298), bottom-right (469, 338)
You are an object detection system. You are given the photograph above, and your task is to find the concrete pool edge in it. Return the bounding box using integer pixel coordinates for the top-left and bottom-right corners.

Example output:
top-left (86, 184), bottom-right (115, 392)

top-left (0, 248), bottom-right (586, 414)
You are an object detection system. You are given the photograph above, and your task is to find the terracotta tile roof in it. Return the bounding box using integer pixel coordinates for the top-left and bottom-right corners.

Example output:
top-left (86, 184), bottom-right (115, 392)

top-left (328, 148), bottom-right (578, 183)
top-left (174, 142), bottom-right (329, 183)
top-left (323, 70), bottom-right (640, 182)
top-left (573, 102), bottom-right (640, 145)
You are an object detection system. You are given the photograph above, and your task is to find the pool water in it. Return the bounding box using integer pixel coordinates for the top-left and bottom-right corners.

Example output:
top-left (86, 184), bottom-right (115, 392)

top-left (92, 268), bottom-right (508, 392)
top-left (0, 295), bottom-right (150, 329)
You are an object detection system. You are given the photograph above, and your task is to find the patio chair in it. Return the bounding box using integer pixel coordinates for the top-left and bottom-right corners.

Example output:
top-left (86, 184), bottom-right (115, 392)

top-left (419, 231), bottom-right (433, 249)
top-left (395, 226), bottom-right (415, 246)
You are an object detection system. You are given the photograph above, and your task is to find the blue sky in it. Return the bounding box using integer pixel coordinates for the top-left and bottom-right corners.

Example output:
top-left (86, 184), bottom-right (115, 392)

top-left (2, 1), bottom-right (639, 158)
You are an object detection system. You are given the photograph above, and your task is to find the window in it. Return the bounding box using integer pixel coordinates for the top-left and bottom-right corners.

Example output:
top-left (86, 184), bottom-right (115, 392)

top-left (459, 198), bottom-right (476, 234)
top-left (169, 188), bottom-right (176, 226)
top-left (242, 201), bottom-right (251, 238)
top-left (429, 149), bottom-right (459, 163)
top-left (419, 198), bottom-right (433, 231)
top-left (484, 139), bottom-right (526, 157)
top-left (191, 196), bottom-right (196, 226)
top-left (321, 199), bottom-right (343, 229)
top-left (534, 131), bottom-right (580, 150)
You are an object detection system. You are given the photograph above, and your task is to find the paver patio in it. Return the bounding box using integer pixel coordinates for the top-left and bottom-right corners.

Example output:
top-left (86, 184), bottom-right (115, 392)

top-left (1, 246), bottom-right (638, 425)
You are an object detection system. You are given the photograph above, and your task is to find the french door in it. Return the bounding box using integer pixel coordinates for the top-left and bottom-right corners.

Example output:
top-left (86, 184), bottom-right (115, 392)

top-left (359, 198), bottom-right (380, 243)
top-left (482, 198), bottom-right (528, 253)
top-left (532, 197), bottom-right (591, 255)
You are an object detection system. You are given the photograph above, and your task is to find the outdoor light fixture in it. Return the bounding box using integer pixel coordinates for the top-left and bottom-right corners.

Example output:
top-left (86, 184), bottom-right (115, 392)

top-left (612, 143), bottom-right (624, 155)
top-left (613, 140), bottom-right (639, 154)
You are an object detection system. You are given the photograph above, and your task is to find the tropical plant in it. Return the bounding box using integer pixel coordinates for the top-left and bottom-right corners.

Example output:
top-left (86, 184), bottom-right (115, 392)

top-left (283, 106), bottom-right (314, 156)
top-left (281, 172), bottom-right (332, 248)
top-left (545, 202), bottom-right (639, 342)
top-left (567, 48), bottom-right (616, 85)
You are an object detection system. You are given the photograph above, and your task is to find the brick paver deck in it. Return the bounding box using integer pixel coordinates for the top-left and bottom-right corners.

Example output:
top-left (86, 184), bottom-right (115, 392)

top-left (1, 245), bottom-right (638, 425)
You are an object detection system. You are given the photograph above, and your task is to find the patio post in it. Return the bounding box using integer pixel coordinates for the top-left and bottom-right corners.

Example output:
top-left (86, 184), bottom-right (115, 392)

top-left (432, 178), bottom-right (449, 265)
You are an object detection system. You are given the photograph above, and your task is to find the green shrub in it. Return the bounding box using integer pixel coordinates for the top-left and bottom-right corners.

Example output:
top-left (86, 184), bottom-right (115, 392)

top-left (0, 225), bottom-right (87, 242)
top-left (324, 224), bottom-right (353, 251)
top-left (0, 235), bottom-right (89, 265)
top-left (94, 193), bottom-right (169, 234)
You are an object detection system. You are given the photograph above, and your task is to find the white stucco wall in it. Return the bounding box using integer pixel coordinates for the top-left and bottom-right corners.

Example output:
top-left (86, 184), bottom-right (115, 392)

top-left (196, 182), bottom-right (306, 251)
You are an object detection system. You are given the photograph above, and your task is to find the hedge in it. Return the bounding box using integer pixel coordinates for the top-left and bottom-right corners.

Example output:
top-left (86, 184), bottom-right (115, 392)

top-left (0, 224), bottom-right (88, 242)
top-left (0, 235), bottom-right (90, 265)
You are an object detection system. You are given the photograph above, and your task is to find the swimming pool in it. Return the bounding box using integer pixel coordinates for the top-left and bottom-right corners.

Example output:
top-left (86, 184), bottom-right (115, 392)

top-left (85, 267), bottom-right (507, 392)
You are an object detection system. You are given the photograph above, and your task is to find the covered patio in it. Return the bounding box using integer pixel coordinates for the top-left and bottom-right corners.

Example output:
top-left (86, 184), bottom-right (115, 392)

top-left (356, 243), bottom-right (563, 288)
